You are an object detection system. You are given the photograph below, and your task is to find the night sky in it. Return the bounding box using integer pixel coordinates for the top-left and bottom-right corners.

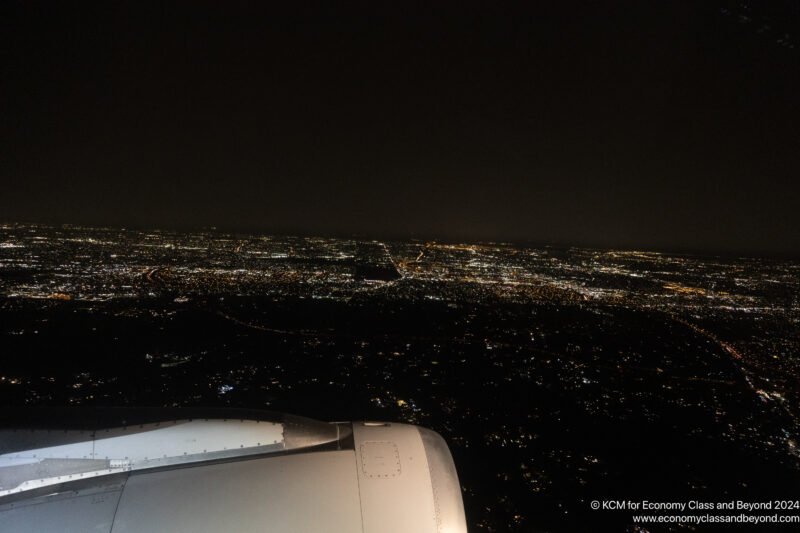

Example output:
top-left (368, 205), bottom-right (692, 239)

top-left (2, 1), bottom-right (799, 254)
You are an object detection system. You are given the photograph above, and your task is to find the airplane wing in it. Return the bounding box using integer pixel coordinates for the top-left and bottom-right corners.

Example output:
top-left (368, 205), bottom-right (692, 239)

top-left (0, 409), bottom-right (467, 532)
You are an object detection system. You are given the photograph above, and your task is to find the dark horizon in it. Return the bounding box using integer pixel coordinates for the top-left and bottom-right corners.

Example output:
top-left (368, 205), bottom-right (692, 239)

top-left (5, 217), bottom-right (800, 260)
top-left (3, 2), bottom-right (799, 255)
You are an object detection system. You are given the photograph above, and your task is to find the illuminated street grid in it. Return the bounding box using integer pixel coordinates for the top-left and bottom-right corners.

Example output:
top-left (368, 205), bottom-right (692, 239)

top-left (1, 223), bottom-right (798, 532)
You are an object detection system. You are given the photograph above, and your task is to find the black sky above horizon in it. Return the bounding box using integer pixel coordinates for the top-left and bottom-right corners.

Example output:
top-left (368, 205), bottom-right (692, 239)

top-left (2, 1), bottom-right (799, 254)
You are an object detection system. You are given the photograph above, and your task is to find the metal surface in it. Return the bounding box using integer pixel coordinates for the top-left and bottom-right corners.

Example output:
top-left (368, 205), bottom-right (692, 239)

top-left (0, 419), bottom-right (284, 497)
top-left (418, 427), bottom-right (469, 533)
top-left (111, 450), bottom-right (363, 533)
top-left (353, 422), bottom-right (441, 533)
top-left (0, 480), bottom-right (124, 533)
top-left (0, 411), bottom-right (468, 533)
